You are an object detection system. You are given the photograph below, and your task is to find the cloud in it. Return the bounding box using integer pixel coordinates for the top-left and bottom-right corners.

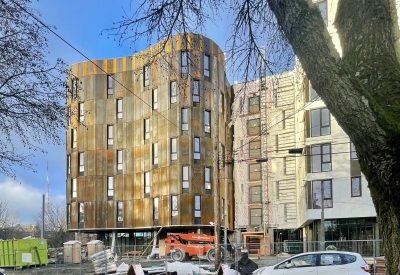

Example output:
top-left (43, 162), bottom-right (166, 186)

top-left (0, 178), bottom-right (65, 224)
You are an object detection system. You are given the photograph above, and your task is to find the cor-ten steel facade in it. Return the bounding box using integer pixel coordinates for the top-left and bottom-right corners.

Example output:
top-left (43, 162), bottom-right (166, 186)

top-left (66, 33), bottom-right (234, 241)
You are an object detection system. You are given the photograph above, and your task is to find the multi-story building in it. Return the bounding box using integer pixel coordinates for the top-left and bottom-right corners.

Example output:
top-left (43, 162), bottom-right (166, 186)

top-left (232, 72), bottom-right (298, 255)
top-left (294, 0), bottom-right (378, 251)
top-left (66, 33), bottom-right (234, 251)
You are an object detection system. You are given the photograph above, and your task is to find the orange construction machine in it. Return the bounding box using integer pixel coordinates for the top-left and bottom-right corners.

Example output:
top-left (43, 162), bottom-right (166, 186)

top-left (165, 232), bottom-right (223, 262)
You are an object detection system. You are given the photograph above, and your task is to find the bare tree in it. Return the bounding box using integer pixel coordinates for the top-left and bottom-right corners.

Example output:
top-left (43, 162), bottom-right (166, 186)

top-left (0, 0), bottom-right (67, 179)
top-left (105, 0), bottom-right (400, 272)
top-left (34, 202), bottom-right (71, 247)
top-left (0, 198), bottom-right (21, 239)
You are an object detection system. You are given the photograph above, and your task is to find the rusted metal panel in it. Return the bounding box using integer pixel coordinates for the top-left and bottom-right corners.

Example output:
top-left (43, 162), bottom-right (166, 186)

top-left (124, 200), bottom-right (134, 228)
top-left (142, 143), bottom-right (151, 172)
top-left (115, 123), bottom-right (124, 148)
top-left (95, 149), bottom-right (106, 176)
top-left (133, 172), bottom-right (142, 200)
top-left (152, 168), bottom-right (161, 197)
top-left (85, 202), bottom-right (95, 228)
top-left (125, 149), bottom-right (134, 175)
top-left (179, 136), bottom-right (190, 164)
top-left (159, 167), bottom-right (169, 196)
top-left (95, 201), bottom-right (107, 228)
top-left (106, 150), bottom-right (114, 175)
top-left (168, 165), bottom-right (179, 194)
top-left (123, 176), bottom-right (134, 202)
top-left (202, 195), bottom-right (214, 224)
top-left (70, 202), bottom-right (78, 229)
top-left (180, 194), bottom-right (193, 225)
top-left (94, 176), bottom-right (105, 202)
top-left (85, 176), bottom-right (95, 202)
top-left (159, 195), bottom-right (169, 226)
top-left (114, 174), bottom-right (124, 201)
top-left (142, 198), bottom-right (152, 227)
top-left (77, 177), bottom-right (85, 201)
top-left (107, 200), bottom-right (116, 228)
top-left (192, 167), bottom-right (203, 194)
top-left (191, 107), bottom-right (202, 135)
top-left (133, 199), bottom-right (143, 227)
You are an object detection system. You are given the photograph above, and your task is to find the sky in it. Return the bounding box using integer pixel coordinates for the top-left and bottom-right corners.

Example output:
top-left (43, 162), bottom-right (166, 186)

top-left (1, 0), bottom-right (234, 224)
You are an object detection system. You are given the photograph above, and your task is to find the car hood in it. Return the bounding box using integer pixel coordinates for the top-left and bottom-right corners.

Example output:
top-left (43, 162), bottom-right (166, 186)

top-left (252, 266), bottom-right (275, 275)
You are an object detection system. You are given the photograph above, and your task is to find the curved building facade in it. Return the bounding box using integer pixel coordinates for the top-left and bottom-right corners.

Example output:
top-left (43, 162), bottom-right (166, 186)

top-left (66, 33), bottom-right (233, 246)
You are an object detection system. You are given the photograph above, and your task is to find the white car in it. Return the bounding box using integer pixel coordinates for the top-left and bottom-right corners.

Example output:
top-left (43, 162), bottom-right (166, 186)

top-left (252, 251), bottom-right (370, 275)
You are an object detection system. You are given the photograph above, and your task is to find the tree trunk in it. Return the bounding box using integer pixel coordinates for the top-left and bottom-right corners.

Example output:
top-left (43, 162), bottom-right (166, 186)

top-left (266, 0), bottom-right (400, 274)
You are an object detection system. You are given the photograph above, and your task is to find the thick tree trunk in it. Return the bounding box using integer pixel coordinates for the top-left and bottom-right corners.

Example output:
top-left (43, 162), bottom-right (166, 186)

top-left (266, 0), bottom-right (400, 274)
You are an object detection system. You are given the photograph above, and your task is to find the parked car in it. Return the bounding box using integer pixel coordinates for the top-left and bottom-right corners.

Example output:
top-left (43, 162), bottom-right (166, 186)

top-left (252, 251), bottom-right (370, 275)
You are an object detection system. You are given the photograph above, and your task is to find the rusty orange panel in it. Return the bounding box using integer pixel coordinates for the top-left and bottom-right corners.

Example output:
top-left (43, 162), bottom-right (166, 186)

top-left (95, 201), bottom-right (107, 228)
top-left (192, 168), bottom-right (203, 194)
top-left (85, 176), bottom-right (95, 201)
top-left (133, 199), bottom-right (143, 227)
top-left (114, 174), bottom-right (124, 201)
top-left (107, 200), bottom-right (116, 228)
top-left (124, 200), bottom-right (134, 227)
top-left (85, 202), bottom-right (94, 228)
top-left (123, 174), bottom-right (134, 201)
top-left (159, 195), bottom-right (169, 226)
top-left (133, 172), bottom-right (142, 200)
top-left (83, 61), bottom-right (89, 76)
top-left (168, 166), bottom-right (179, 194)
top-left (77, 177), bottom-right (85, 201)
top-left (202, 195), bottom-right (214, 223)
top-left (180, 194), bottom-right (192, 225)
top-left (94, 176), bottom-right (105, 202)
top-left (152, 169), bottom-right (160, 197)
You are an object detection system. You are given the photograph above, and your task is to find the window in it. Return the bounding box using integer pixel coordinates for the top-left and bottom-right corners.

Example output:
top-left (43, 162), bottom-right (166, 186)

top-left (144, 171), bottom-right (150, 194)
top-left (116, 99), bottom-right (122, 119)
top-left (107, 125), bottom-right (113, 146)
top-left (170, 81), bottom-right (177, 104)
top-left (310, 82), bottom-right (319, 101)
top-left (248, 96), bottom-right (260, 113)
top-left (181, 51), bottom-right (188, 73)
top-left (107, 75), bottom-right (113, 95)
top-left (204, 110), bottom-right (211, 134)
top-left (193, 80), bottom-right (200, 103)
top-left (351, 177), bottom-right (361, 197)
top-left (79, 102), bottom-right (84, 122)
top-left (107, 176), bottom-right (114, 200)
top-left (312, 179), bottom-right (333, 209)
top-left (71, 178), bottom-right (77, 201)
top-left (152, 143), bottom-right (158, 165)
top-left (311, 144), bottom-right (331, 172)
top-left (143, 65), bottom-right (149, 87)
top-left (249, 208), bottom-right (262, 225)
top-left (117, 150), bottom-right (123, 171)
top-left (249, 163), bottom-right (261, 181)
top-left (78, 152), bottom-right (84, 173)
top-left (247, 118), bottom-right (260, 136)
top-left (182, 166), bottom-right (189, 189)
top-left (320, 253), bottom-right (343, 266)
top-left (350, 142), bottom-right (357, 159)
top-left (78, 203), bottom-right (84, 227)
top-left (144, 118), bottom-right (150, 140)
top-left (277, 254), bottom-right (317, 269)
top-left (152, 88), bottom-right (158, 110)
top-left (170, 138), bottom-right (177, 160)
top-left (67, 155), bottom-right (71, 175)
top-left (181, 108), bottom-right (188, 130)
top-left (311, 108), bottom-right (330, 137)
top-left (194, 137), bottom-right (200, 159)
top-left (204, 55), bottom-right (210, 77)
top-left (318, 0), bottom-right (328, 25)
top-left (117, 201), bottom-right (123, 224)
top-left (153, 197), bottom-right (159, 225)
top-left (205, 167), bottom-right (211, 190)
top-left (249, 186), bottom-right (262, 203)
top-left (194, 195), bottom-right (201, 224)
top-left (282, 110), bottom-right (285, 129)
top-left (249, 140), bottom-right (261, 158)
top-left (171, 195), bottom-right (178, 224)
top-left (71, 129), bottom-right (77, 148)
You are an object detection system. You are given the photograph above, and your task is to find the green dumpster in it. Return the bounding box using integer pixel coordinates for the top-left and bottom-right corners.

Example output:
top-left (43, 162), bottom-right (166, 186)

top-left (0, 238), bottom-right (48, 268)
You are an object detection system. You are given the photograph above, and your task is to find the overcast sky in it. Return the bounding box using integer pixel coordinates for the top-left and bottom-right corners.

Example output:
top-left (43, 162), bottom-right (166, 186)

top-left (2, 0), bottom-right (234, 224)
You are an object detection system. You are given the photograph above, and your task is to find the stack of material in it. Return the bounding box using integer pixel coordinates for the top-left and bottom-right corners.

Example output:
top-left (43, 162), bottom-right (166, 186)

top-left (375, 256), bottom-right (386, 275)
top-left (90, 249), bottom-right (117, 274)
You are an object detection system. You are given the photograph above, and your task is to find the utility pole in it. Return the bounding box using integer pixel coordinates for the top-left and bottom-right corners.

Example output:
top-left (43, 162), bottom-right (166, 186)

top-left (213, 79), bottom-right (221, 269)
top-left (224, 164), bottom-right (228, 264)
top-left (320, 182), bottom-right (325, 251)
